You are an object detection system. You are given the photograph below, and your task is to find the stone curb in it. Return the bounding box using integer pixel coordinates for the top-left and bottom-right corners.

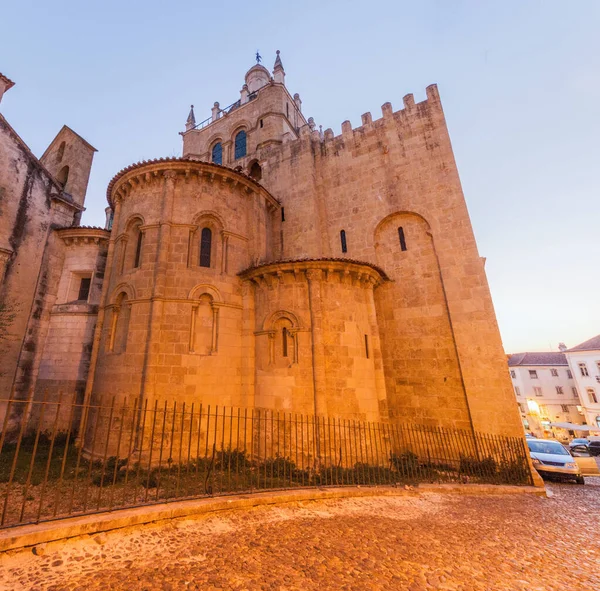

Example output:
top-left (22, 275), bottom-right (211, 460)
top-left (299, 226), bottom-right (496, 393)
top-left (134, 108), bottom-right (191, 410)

top-left (0, 484), bottom-right (545, 554)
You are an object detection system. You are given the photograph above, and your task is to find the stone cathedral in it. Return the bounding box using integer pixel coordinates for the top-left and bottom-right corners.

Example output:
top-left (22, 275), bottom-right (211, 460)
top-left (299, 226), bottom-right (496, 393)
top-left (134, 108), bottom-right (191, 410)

top-left (0, 55), bottom-right (524, 438)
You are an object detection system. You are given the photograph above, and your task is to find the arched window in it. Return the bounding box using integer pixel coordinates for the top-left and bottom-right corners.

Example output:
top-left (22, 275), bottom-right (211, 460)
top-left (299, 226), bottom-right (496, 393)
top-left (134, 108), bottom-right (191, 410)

top-left (249, 161), bottom-right (262, 180)
top-left (56, 141), bottom-right (66, 163)
top-left (56, 165), bottom-right (69, 188)
top-left (234, 130), bottom-right (247, 160)
top-left (211, 142), bottom-right (222, 165)
top-left (340, 230), bottom-right (347, 253)
top-left (133, 228), bottom-right (143, 268)
top-left (109, 292), bottom-right (131, 353)
top-left (282, 327), bottom-right (289, 357)
top-left (199, 227), bottom-right (212, 268)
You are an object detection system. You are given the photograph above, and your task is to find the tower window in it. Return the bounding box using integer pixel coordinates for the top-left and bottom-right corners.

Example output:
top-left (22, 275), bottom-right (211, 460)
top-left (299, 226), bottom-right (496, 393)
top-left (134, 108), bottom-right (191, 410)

top-left (398, 227), bottom-right (407, 251)
top-left (77, 277), bottom-right (91, 301)
top-left (56, 141), bottom-right (66, 163)
top-left (281, 207), bottom-right (285, 222)
top-left (211, 142), bottom-right (223, 165)
top-left (200, 227), bottom-right (212, 268)
top-left (133, 230), bottom-right (143, 268)
top-left (234, 130), bottom-right (247, 160)
top-left (286, 103), bottom-right (289, 118)
top-left (365, 335), bottom-right (369, 359)
top-left (282, 327), bottom-right (288, 357)
top-left (340, 230), bottom-right (347, 253)
top-left (56, 165), bottom-right (69, 188)
top-left (249, 161), bottom-right (262, 181)
top-left (260, 119), bottom-right (264, 128)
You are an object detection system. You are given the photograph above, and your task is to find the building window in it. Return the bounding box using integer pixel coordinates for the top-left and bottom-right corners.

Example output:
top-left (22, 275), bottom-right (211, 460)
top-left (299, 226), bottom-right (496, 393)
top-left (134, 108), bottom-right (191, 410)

top-left (56, 141), bottom-right (66, 163)
top-left (77, 277), bottom-right (91, 302)
top-left (398, 227), bottom-right (407, 251)
top-left (579, 362), bottom-right (589, 377)
top-left (281, 207), bottom-right (285, 222)
top-left (572, 387), bottom-right (578, 398)
top-left (260, 119), bottom-right (264, 128)
top-left (515, 386), bottom-right (521, 396)
top-left (282, 327), bottom-right (289, 357)
top-left (534, 387), bottom-right (543, 397)
top-left (199, 227), bottom-right (212, 268)
top-left (556, 386), bottom-right (564, 395)
top-left (588, 388), bottom-right (598, 404)
top-left (529, 370), bottom-right (538, 379)
top-left (567, 369), bottom-right (573, 379)
top-left (365, 335), bottom-right (369, 359)
top-left (561, 404), bottom-right (569, 413)
top-left (133, 230), bottom-right (143, 268)
top-left (340, 230), bottom-right (347, 253)
top-left (249, 161), bottom-right (262, 181)
top-left (596, 361), bottom-right (600, 374)
top-left (510, 370), bottom-right (516, 379)
top-left (234, 130), bottom-right (247, 160)
top-left (286, 103), bottom-right (289, 118)
top-left (550, 368), bottom-right (559, 377)
top-left (211, 142), bottom-right (223, 165)
top-left (519, 403), bottom-right (526, 413)
top-left (56, 165), bottom-right (69, 188)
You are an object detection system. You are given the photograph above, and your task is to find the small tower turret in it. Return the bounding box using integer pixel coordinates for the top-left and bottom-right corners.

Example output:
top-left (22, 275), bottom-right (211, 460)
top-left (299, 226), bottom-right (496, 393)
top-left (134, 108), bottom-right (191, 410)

top-left (185, 105), bottom-right (196, 131)
top-left (273, 50), bottom-right (285, 85)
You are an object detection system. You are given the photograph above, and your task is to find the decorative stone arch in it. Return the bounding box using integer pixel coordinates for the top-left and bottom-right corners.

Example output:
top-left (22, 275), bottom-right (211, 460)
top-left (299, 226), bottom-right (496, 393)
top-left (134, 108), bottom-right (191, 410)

top-left (262, 310), bottom-right (302, 365)
top-left (188, 284), bottom-right (221, 355)
top-left (189, 211), bottom-right (226, 271)
top-left (118, 215), bottom-right (146, 272)
top-left (373, 210), bottom-right (432, 241)
top-left (108, 284), bottom-right (135, 354)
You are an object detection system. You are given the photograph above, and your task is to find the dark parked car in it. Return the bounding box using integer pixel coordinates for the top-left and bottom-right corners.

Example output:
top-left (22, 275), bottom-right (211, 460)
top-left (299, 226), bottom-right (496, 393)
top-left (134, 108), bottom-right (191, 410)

top-left (588, 441), bottom-right (600, 457)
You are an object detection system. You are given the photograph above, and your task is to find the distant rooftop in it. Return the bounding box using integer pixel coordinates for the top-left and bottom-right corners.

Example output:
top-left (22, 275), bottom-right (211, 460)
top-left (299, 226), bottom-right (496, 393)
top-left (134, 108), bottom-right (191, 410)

top-left (565, 335), bottom-right (600, 353)
top-left (507, 352), bottom-right (568, 367)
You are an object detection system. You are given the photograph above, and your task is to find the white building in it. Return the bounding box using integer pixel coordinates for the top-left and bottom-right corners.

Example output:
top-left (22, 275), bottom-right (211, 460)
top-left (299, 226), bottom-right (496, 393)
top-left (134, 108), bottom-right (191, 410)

top-left (507, 352), bottom-right (585, 439)
top-left (564, 335), bottom-right (600, 430)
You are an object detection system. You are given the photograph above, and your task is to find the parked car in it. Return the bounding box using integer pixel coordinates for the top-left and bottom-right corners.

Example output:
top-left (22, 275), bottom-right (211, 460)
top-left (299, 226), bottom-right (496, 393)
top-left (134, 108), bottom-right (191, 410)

top-left (526, 438), bottom-right (584, 484)
top-left (588, 441), bottom-right (600, 457)
top-left (570, 444), bottom-right (592, 457)
top-left (569, 438), bottom-right (589, 449)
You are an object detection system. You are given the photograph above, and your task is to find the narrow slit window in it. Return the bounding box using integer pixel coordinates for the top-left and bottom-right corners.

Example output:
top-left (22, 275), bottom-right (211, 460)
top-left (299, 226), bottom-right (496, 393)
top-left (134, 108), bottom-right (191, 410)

top-left (398, 227), bottom-right (407, 251)
top-left (260, 119), bottom-right (264, 128)
top-left (340, 230), bottom-right (347, 253)
top-left (133, 230), bottom-right (143, 268)
top-left (282, 327), bottom-right (288, 357)
top-left (286, 103), bottom-right (289, 118)
top-left (281, 207), bottom-right (285, 222)
top-left (200, 227), bottom-right (212, 268)
top-left (365, 334), bottom-right (369, 359)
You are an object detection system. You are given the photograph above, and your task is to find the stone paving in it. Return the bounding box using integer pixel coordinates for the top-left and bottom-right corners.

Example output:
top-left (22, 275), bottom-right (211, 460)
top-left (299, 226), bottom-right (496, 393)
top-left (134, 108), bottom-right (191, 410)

top-left (1, 479), bottom-right (599, 591)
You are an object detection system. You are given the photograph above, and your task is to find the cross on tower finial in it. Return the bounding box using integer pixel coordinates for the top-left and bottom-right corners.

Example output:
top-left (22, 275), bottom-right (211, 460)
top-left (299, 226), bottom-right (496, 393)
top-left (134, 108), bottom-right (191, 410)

top-left (256, 51), bottom-right (262, 64)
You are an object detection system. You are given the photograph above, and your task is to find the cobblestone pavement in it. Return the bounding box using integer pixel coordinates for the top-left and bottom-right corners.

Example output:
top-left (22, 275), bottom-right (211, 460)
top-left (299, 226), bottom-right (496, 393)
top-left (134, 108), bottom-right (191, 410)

top-left (1, 479), bottom-right (599, 591)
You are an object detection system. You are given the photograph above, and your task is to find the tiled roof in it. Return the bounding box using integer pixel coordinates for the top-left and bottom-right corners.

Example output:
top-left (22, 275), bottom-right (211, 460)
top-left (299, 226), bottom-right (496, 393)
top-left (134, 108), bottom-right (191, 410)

top-left (239, 257), bottom-right (390, 281)
top-left (106, 157), bottom-right (271, 206)
top-left (507, 352), bottom-right (568, 367)
top-left (565, 335), bottom-right (600, 353)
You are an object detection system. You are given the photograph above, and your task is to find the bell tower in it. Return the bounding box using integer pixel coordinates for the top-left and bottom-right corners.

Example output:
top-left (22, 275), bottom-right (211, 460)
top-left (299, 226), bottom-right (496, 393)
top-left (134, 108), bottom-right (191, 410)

top-left (181, 51), bottom-right (307, 179)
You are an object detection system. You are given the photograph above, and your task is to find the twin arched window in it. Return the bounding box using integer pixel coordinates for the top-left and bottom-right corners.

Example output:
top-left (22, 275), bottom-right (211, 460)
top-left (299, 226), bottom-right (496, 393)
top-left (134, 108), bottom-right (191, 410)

top-left (234, 130), bottom-right (247, 160)
top-left (211, 142), bottom-right (222, 165)
top-left (199, 227), bottom-right (212, 268)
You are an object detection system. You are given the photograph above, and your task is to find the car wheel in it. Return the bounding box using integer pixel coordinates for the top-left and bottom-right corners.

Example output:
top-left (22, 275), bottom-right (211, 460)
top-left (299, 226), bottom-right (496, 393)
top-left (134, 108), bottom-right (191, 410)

top-left (575, 476), bottom-right (585, 485)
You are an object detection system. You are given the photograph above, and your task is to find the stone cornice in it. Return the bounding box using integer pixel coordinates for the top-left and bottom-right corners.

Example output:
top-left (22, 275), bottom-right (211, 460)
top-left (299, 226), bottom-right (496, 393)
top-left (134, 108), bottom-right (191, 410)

top-left (239, 258), bottom-right (388, 288)
top-left (56, 227), bottom-right (110, 246)
top-left (106, 157), bottom-right (280, 211)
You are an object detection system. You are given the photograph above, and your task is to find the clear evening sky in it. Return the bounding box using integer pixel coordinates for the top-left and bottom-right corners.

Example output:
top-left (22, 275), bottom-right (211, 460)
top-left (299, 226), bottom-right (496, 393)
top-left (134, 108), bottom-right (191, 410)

top-left (1, 1), bottom-right (598, 354)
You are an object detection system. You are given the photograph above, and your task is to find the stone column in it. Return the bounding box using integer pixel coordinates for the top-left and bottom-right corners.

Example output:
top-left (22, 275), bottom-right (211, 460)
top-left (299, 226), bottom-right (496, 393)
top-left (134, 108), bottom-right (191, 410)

top-left (306, 269), bottom-right (327, 417)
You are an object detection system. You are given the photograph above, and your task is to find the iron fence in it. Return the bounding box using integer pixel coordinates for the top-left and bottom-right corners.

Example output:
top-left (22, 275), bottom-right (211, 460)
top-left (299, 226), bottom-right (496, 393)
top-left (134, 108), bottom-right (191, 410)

top-left (0, 396), bottom-right (533, 529)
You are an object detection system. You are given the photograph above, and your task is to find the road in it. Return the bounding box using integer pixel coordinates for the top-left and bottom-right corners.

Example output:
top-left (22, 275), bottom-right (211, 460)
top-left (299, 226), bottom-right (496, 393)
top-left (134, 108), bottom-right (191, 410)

top-left (1, 478), bottom-right (599, 591)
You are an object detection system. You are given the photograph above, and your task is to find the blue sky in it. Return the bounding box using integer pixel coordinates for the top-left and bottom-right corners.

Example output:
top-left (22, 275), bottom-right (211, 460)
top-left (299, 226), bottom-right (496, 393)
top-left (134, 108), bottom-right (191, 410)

top-left (1, 0), bottom-right (598, 353)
